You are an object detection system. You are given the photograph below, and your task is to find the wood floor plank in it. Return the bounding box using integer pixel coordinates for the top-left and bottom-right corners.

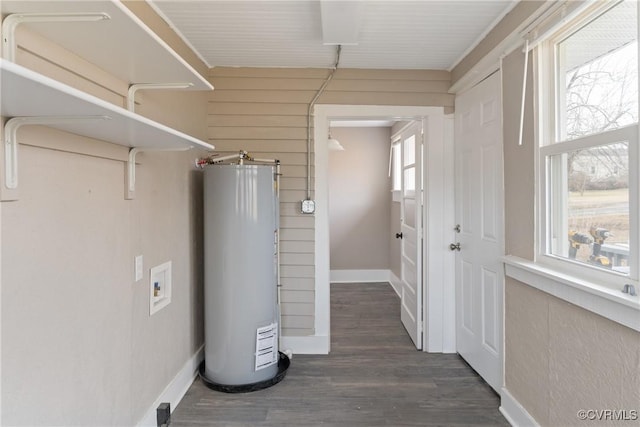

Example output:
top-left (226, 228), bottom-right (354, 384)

top-left (171, 283), bottom-right (507, 426)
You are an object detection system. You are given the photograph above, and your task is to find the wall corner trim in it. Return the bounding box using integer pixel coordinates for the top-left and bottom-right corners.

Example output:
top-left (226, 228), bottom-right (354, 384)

top-left (500, 387), bottom-right (540, 427)
top-left (137, 345), bottom-right (204, 427)
top-left (281, 335), bottom-right (329, 355)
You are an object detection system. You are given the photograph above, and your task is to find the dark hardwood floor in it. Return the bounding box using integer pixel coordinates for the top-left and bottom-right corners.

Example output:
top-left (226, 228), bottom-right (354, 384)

top-left (171, 282), bottom-right (508, 426)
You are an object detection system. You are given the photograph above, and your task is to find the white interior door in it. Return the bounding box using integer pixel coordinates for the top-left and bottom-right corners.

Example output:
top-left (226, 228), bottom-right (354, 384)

top-left (454, 71), bottom-right (504, 392)
top-left (400, 122), bottom-right (423, 350)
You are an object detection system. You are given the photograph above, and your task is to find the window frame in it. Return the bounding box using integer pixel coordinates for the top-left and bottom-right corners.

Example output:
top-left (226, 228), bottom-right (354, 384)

top-left (535, 0), bottom-right (639, 290)
top-left (390, 136), bottom-right (402, 202)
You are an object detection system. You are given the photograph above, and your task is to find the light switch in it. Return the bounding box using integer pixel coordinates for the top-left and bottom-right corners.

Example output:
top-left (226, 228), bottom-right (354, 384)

top-left (135, 255), bottom-right (143, 282)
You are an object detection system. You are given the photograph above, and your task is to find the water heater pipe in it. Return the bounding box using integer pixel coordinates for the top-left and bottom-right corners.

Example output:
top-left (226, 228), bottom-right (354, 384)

top-left (195, 150), bottom-right (251, 167)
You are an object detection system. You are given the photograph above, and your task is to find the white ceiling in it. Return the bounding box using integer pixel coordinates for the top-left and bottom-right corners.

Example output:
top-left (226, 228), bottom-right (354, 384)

top-left (149, 0), bottom-right (518, 70)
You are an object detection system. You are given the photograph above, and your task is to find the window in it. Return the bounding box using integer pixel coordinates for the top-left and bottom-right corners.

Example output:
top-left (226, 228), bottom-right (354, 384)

top-left (537, 0), bottom-right (638, 286)
top-left (390, 138), bottom-right (402, 202)
top-left (391, 141), bottom-right (401, 192)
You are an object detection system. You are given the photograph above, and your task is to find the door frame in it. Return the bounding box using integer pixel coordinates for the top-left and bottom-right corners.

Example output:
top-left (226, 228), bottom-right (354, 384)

top-left (313, 104), bottom-right (455, 353)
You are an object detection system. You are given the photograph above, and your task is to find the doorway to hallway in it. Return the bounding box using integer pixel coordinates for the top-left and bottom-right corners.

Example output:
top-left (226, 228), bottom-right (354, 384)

top-left (314, 104), bottom-right (455, 354)
top-left (327, 120), bottom-right (423, 349)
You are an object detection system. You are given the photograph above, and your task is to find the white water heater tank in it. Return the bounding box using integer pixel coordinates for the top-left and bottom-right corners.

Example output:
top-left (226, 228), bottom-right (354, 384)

top-left (203, 164), bottom-right (280, 386)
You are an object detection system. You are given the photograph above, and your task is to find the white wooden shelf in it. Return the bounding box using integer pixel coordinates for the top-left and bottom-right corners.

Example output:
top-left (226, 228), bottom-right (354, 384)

top-left (1, 59), bottom-right (213, 151)
top-left (0, 59), bottom-right (214, 200)
top-left (0, 0), bottom-right (215, 200)
top-left (1, 0), bottom-right (213, 91)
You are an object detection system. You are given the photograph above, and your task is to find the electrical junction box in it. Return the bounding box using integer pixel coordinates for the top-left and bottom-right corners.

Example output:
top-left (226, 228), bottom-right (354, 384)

top-left (150, 261), bottom-right (172, 316)
top-left (301, 199), bottom-right (315, 214)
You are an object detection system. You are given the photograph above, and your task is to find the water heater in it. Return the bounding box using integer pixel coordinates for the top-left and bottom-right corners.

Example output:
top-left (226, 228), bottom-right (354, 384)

top-left (200, 160), bottom-right (288, 392)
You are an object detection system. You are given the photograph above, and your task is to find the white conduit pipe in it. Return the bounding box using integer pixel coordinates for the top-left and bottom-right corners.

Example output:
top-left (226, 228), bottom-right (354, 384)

top-left (518, 39), bottom-right (530, 146)
top-left (305, 45), bottom-right (342, 200)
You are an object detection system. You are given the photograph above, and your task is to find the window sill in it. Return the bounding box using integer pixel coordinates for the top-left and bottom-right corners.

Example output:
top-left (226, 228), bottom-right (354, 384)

top-left (503, 255), bottom-right (640, 332)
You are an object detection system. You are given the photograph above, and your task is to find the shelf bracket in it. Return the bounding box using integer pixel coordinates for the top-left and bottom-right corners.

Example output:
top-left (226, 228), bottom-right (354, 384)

top-left (2, 12), bottom-right (111, 62)
top-left (127, 83), bottom-right (194, 112)
top-left (2, 115), bottom-right (111, 201)
top-left (126, 146), bottom-right (191, 200)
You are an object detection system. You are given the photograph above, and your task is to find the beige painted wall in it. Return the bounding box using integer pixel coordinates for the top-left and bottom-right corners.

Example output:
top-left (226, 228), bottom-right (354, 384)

top-left (1, 12), bottom-right (208, 427)
top-left (502, 48), bottom-right (535, 260)
top-left (506, 280), bottom-right (640, 426)
top-left (457, 4), bottom-right (640, 426)
top-left (328, 127), bottom-right (391, 270)
top-left (208, 67), bottom-right (452, 336)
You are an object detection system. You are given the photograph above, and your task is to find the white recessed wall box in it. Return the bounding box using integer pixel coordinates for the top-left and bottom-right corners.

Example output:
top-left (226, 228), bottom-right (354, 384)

top-left (149, 261), bottom-right (172, 315)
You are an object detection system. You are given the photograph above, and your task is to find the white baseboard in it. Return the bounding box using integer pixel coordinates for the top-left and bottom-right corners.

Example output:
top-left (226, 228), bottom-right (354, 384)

top-left (281, 335), bottom-right (329, 355)
top-left (330, 269), bottom-right (400, 297)
top-left (137, 335), bottom-right (328, 427)
top-left (137, 345), bottom-right (204, 427)
top-left (330, 269), bottom-right (391, 283)
top-left (388, 271), bottom-right (402, 298)
top-left (500, 387), bottom-right (539, 427)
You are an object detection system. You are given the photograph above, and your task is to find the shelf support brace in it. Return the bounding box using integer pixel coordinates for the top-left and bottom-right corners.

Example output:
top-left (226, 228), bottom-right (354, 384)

top-left (126, 147), bottom-right (191, 200)
top-left (127, 83), bottom-right (194, 112)
top-left (2, 115), bottom-right (111, 201)
top-left (2, 12), bottom-right (111, 62)
top-left (125, 82), bottom-right (198, 198)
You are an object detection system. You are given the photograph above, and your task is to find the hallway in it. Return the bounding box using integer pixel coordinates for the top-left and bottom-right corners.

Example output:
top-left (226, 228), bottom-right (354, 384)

top-left (171, 283), bottom-right (507, 426)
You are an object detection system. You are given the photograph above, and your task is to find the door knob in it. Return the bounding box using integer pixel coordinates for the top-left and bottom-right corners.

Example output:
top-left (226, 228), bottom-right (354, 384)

top-left (396, 232), bottom-right (403, 239)
top-left (449, 242), bottom-right (461, 251)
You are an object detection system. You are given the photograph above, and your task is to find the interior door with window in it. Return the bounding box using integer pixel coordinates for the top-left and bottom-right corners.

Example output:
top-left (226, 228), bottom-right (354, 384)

top-left (454, 71), bottom-right (504, 392)
top-left (400, 122), bottom-right (423, 349)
